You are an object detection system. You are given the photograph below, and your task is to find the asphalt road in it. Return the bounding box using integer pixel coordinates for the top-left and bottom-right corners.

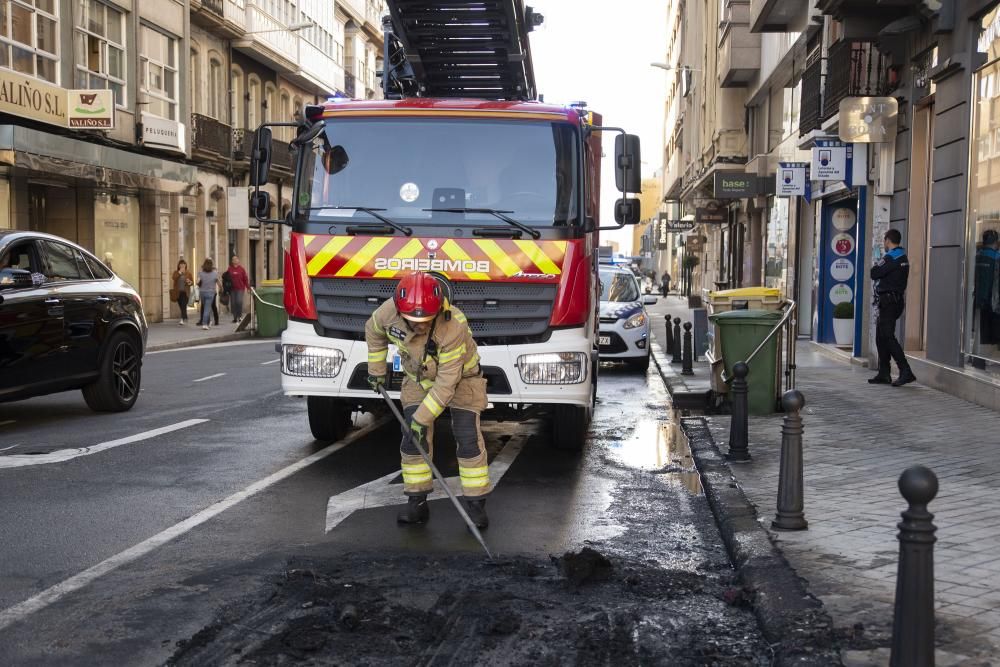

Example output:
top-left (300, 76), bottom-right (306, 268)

top-left (0, 337), bottom-right (770, 664)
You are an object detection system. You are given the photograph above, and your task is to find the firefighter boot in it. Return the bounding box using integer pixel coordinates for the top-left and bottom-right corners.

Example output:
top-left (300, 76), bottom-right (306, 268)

top-left (465, 498), bottom-right (489, 530)
top-left (397, 495), bottom-right (429, 525)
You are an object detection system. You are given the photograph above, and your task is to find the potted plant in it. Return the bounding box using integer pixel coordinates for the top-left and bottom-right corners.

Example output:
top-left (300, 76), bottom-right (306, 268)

top-left (832, 301), bottom-right (854, 347)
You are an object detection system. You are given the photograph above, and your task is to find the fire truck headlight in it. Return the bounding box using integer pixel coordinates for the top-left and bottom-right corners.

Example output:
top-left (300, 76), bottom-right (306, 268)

top-left (516, 352), bottom-right (587, 385)
top-left (282, 345), bottom-right (344, 378)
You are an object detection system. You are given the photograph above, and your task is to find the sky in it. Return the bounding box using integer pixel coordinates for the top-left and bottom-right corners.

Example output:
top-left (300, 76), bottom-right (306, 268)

top-left (529, 0), bottom-right (668, 255)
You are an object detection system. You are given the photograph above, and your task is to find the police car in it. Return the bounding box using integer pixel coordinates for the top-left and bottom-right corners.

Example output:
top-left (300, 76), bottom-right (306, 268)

top-left (598, 266), bottom-right (657, 371)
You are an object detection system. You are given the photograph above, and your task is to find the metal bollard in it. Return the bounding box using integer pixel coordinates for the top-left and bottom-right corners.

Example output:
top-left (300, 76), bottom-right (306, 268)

top-left (664, 314), bottom-right (674, 356)
top-left (681, 322), bottom-right (694, 376)
top-left (726, 361), bottom-right (751, 461)
top-left (671, 317), bottom-right (682, 364)
top-left (890, 466), bottom-right (938, 667)
top-left (772, 389), bottom-right (808, 530)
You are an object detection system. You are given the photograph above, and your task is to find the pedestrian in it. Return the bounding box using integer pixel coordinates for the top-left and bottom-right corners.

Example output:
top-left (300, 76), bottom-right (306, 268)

top-left (170, 259), bottom-right (194, 325)
top-left (661, 272), bottom-right (671, 296)
top-left (974, 229), bottom-right (1000, 348)
top-left (197, 258), bottom-right (221, 331)
top-left (365, 271), bottom-right (491, 529)
top-left (225, 255), bottom-right (249, 323)
top-left (869, 229), bottom-right (917, 387)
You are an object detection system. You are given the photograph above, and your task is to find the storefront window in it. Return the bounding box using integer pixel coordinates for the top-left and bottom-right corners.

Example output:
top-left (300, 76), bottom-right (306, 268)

top-left (765, 196), bottom-right (789, 293)
top-left (967, 8), bottom-right (1000, 366)
top-left (0, 180), bottom-right (9, 229)
top-left (94, 194), bottom-right (139, 289)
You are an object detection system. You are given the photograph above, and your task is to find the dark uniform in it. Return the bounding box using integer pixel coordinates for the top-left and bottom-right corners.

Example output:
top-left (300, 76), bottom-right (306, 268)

top-left (869, 247), bottom-right (915, 383)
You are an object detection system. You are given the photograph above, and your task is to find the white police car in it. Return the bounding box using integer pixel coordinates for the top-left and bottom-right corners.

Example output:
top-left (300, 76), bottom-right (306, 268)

top-left (598, 266), bottom-right (657, 371)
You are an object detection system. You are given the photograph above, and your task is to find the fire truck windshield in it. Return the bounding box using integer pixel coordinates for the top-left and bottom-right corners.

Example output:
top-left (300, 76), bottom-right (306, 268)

top-left (298, 118), bottom-right (580, 227)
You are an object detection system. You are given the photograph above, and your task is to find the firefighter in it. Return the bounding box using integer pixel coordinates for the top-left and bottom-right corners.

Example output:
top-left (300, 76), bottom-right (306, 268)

top-left (365, 271), bottom-right (491, 528)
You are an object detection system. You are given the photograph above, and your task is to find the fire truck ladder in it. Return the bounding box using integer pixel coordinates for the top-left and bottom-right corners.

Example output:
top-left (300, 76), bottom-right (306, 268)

top-left (382, 0), bottom-right (542, 101)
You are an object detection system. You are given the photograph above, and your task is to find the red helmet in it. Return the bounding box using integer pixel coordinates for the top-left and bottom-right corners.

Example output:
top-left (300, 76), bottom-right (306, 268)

top-left (394, 272), bottom-right (443, 322)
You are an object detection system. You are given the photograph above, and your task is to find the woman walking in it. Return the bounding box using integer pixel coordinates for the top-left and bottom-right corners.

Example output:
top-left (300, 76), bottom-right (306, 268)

top-left (197, 258), bottom-right (221, 330)
top-left (170, 259), bottom-right (194, 325)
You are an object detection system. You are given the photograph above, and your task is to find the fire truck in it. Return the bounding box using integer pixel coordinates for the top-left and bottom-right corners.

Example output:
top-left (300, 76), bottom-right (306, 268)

top-left (248, 0), bottom-right (641, 450)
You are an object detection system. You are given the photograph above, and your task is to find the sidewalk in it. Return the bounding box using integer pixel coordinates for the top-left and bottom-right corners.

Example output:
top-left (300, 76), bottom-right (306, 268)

top-left (652, 319), bottom-right (1000, 663)
top-left (145, 319), bottom-right (257, 352)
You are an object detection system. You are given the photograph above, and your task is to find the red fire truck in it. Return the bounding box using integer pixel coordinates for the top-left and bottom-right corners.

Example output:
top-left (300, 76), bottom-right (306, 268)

top-left (248, 0), bottom-right (641, 450)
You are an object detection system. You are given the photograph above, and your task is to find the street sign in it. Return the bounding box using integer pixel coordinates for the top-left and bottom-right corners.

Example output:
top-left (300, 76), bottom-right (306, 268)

top-left (777, 162), bottom-right (808, 197)
top-left (812, 140), bottom-right (848, 181)
top-left (839, 97), bottom-right (898, 143)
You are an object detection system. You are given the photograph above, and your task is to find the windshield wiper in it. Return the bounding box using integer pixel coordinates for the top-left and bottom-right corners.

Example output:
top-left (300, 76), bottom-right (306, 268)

top-left (423, 207), bottom-right (541, 239)
top-left (305, 206), bottom-right (412, 236)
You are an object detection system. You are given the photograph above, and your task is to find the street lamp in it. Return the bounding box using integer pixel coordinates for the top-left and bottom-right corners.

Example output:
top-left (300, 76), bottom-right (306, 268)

top-left (649, 62), bottom-right (701, 72)
top-left (243, 20), bottom-right (316, 36)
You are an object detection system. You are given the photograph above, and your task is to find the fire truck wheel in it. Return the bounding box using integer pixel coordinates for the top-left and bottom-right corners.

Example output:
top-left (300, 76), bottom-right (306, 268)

top-left (307, 396), bottom-right (353, 443)
top-left (549, 404), bottom-right (590, 451)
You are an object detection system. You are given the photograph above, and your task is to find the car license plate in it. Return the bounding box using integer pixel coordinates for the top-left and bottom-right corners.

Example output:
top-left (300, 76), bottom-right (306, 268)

top-left (598, 335), bottom-right (611, 346)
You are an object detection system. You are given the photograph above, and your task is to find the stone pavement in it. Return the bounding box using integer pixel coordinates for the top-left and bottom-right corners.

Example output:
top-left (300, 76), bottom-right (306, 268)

top-left (146, 318), bottom-right (256, 352)
top-left (650, 309), bottom-right (1000, 664)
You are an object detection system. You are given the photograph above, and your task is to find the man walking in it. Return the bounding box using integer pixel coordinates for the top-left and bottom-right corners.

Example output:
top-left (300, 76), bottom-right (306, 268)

top-left (660, 272), bottom-right (671, 296)
top-left (869, 229), bottom-right (917, 387)
top-left (365, 271), bottom-right (491, 528)
top-left (227, 256), bottom-right (249, 323)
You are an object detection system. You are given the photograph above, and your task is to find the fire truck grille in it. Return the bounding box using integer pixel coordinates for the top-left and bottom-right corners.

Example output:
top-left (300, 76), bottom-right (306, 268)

top-left (311, 278), bottom-right (559, 344)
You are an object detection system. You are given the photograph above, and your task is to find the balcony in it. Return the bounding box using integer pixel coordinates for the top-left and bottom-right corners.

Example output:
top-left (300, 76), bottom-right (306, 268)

top-left (235, 3), bottom-right (299, 71)
top-left (201, 0), bottom-right (223, 17)
top-left (224, 0), bottom-right (246, 31)
top-left (823, 40), bottom-right (890, 120)
top-left (191, 113), bottom-right (232, 160)
top-left (798, 54), bottom-right (823, 136)
top-left (232, 129), bottom-right (294, 177)
top-left (817, 0), bottom-right (916, 21)
top-left (298, 38), bottom-right (343, 96)
top-left (718, 3), bottom-right (760, 88)
top-left (345, 71), bottom-right (357, 98)
top-left (751, 0), bottom-right (812, 32)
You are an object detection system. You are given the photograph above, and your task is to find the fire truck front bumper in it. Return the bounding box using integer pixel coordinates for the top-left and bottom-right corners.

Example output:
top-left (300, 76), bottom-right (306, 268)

top-left (279, 321), bottom-right (594, 408)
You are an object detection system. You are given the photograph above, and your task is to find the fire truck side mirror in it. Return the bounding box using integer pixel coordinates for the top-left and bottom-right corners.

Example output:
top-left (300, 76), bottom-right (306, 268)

top-left (615, 134), bottom-right (641, 194)
top-left (614, 198), bottom-right (640, 225)
top-left (250, 127), bottom-right (273, 187)
top-left (251, 191), bottom-right (271, 220)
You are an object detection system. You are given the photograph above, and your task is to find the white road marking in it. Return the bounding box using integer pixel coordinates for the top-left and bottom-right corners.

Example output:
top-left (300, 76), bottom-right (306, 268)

top-left (146, 340), bottom-right (276, 355)
top-left (260, 358), bottom-right (280, 366)
top-left (0, 420), bottom-right (16, 427)
top-left (325, 434), bottom-right (528, 532)
top-left (0, 445), bottom-right (19, 453)
top-left (0, 416), bottom-right (389, 632)
top-left (193, 373), bottom-right (226, 383)
top-left (0, 420), bottom-right (208, 470)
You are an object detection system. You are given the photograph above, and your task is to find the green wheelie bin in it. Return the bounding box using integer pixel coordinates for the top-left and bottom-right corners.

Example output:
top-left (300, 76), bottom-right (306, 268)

top-left (254, 279), bottom-right (288, 337)
top-left (709, 309), bottom-right (783, 415)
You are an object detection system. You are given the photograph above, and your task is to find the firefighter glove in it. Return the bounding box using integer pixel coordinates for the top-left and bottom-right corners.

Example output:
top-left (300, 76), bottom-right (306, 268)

top-left (408, 418), bottom-right (428, 447)
top-left (367, 374), bottom-right (386, 393)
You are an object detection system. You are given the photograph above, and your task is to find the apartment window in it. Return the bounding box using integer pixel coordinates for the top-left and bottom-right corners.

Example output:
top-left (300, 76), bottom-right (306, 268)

top-left (230, 66), bottom-right (243, 128)
top-left (139, 24), bottom-right (178, 120)
top-left (189, 48), bottom-right (199, 114)
top-left (247, 75), bottom-right (260, 129)
top-left (264, 83), bottom-right (275, 123)
top-left (75, 0), bottom-right (125, 105)
top-left (1, 0), bottom-right (59, 83)
top-left (279, 90), bottom-right (290, 140)
top-left (208, 56), bottom-right (223, 119)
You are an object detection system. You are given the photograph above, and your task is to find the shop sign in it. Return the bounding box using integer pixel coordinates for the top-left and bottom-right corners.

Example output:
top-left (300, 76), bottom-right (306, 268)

top-left (0, 69), bottom-right (66, 127)
top-left (830, 257), bottom-right (854, 281)
top-left (839, 97), bottom-right (898, 143)
top-left (227, 186), bottom-right (250, 230)
top-left (831, 232), bottom-right (855, 257)
top-left (68, 90), bottom-right (115, 129)
top-left (695, 207), bottom-right (727, 224)
top-left (832, 207), bottom-right (856, 231)
top-left (685, 235), bottom-right (703, 252)
top-left (829, 283), bottom-right (853, 305)
top-left (140, 112), bottom-right (186, 154)
top-left (812, 140), bottom-right (848, 181)
top-left (776, 162), bottom-right (808, 197)
top-left (659, 212), bottom-right (696, 231)
top-left (713, 171), bottom-right (757, 198)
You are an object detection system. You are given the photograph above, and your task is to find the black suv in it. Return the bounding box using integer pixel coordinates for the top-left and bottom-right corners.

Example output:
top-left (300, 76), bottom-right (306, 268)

top-left (0, 231), bottom-right (147, 411)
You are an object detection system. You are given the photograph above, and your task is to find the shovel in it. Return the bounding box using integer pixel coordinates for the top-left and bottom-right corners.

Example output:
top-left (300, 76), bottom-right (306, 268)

top-left (377, 386), bottom-right (493, 560)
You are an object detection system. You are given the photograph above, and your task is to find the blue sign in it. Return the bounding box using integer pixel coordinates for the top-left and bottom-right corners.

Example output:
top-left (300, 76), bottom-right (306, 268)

top-left (818, 199), bottom-right (859, 345)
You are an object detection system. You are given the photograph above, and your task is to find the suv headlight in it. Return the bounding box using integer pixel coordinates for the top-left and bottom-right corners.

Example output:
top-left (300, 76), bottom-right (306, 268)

top-left (623, 312), bottom-right (647, 329)
top-left (516, 352), bottom-right (587, 385)
top-left (282, 345), bottom-right (344, 378)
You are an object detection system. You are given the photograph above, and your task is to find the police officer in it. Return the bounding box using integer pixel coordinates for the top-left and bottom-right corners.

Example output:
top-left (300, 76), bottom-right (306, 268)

top-left (869, 229), bottom-right (917, 387)
top-left (365, 272), bottom-right (491, 528)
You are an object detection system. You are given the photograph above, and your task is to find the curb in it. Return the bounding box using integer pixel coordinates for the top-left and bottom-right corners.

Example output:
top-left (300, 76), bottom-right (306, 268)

top-left (146, 331), bottom-right (256, 353)
top-left (650, 342), bottom-right (714, 411)
top-left (680, 417), bottom-right (842, 665)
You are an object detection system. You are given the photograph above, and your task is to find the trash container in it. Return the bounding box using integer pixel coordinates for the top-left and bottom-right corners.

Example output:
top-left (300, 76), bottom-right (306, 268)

top-left (706, 288), bottom-right (784, 393)
top-left (709, 309), bottom-right (784, 415)
top-left (254, 279), bottom-right (287, 337)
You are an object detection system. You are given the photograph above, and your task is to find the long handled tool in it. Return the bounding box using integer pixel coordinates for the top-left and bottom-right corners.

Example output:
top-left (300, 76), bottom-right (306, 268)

top-left (378, 386), bottom-right (493, 560)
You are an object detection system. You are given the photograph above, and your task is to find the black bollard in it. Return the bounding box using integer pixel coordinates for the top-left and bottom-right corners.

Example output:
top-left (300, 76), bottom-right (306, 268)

top-left (671, 317), bottom-right (682, 364)
top-left (664, 314), bottom-right (674, 355)
top-left (772, 389), bottom-right (808, 530)
top-left (726, 361), bottom-right (751, 461)
top-left (890, 466), bottom-right (938, 667)
top-left (681, 322), bottom-right (694, 376)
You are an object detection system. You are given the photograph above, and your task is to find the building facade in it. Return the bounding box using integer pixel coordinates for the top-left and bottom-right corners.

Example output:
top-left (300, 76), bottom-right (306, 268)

top-left (660, 0), bottom-right (1000, 410)
top-left (0, 0), bottom-right (385, 322)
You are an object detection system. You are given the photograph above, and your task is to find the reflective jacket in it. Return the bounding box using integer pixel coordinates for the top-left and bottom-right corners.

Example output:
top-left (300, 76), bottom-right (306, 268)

top-left (365, 299), bottom-right (481, 426)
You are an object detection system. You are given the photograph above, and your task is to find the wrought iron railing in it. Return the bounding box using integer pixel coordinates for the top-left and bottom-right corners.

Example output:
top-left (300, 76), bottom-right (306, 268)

top-left (345, 71), bottom-right (357, 98)
top-left (823, 40), bottom-right (890, 120)
top-left (202, 0), bottom-right (224, 17)
top-left (799, 58), bottom-right (823, 136)
top-left (191, 113), bottom-right (232, 158)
